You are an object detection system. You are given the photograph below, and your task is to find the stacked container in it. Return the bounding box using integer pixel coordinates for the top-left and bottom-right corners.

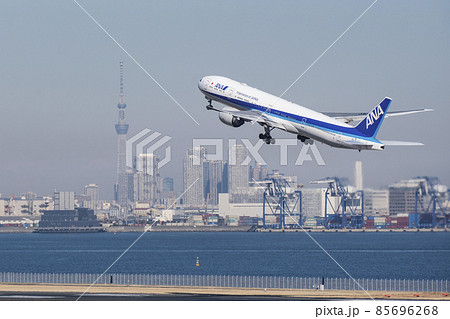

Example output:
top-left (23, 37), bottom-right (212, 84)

top-left (226, 215), bottom-right (239, 226)
top-left (374, 216), bottom-right (386, 229)
top-left (238, 216), bottom-right (259, 226)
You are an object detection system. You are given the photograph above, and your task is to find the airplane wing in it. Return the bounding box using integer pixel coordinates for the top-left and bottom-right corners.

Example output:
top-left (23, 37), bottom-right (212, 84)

top-left (324, 108), bottom-right (433, 124)
top-left (216, 107), bottom-right (288, 131)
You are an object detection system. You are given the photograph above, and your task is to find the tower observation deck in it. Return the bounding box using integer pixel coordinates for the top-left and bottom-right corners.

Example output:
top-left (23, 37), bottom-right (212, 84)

top-left (114, 62), bottom-right (129, 214)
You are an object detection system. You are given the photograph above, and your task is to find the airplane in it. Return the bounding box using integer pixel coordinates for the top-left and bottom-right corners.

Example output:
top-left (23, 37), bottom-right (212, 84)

top-left (198, 76), bottom-right (432, 151)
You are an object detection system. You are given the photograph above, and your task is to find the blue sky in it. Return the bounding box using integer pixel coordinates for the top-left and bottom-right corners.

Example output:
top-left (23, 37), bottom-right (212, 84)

top-left (1, 1), bottom-right (449, 199)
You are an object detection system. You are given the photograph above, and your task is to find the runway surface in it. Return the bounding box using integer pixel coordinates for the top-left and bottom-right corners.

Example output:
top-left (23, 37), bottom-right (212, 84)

top-left (0, 283), bottom-right (446, 301)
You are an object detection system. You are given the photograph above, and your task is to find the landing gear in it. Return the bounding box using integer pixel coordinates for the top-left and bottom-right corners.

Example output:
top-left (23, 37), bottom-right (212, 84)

top-left (206, 98), bottom-right (213, 110)
top-left (259, 125), bottom-right (275, 144)
top-left (297, 135), bottom-right (314, 145)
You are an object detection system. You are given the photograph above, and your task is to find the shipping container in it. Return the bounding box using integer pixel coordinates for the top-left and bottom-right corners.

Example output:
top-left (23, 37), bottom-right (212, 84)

top-left (397, 217), bottom-right (408, 223)
top-left (226, 215), bottom-right (239, 226)
top-left (374, 217), bottom-right (386, 223)
top-left (238, 221), bottom-right (258, 226)
top-left (364, 219), bottom-right (374, 229)
top-left (304, 217), bottom-right (318, 227)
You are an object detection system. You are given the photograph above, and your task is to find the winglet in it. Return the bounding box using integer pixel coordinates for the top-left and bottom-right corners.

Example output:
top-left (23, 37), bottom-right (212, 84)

top-left (354, 97), bottom-right (392, 138)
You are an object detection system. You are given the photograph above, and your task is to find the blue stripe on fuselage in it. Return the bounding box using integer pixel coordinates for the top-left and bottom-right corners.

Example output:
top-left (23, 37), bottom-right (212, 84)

top-left (202, 89), bottom-right (380, 142)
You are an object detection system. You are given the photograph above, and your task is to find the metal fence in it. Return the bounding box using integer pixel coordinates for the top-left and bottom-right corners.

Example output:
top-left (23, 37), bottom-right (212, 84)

top-left (0, 272), bottom-right (447, 292)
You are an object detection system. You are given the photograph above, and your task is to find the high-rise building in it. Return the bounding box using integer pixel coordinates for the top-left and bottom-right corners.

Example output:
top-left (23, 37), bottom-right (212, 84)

top-left (205, 160), bottom-right (223, 205)
top-left (183, 147), bottom-right (206, 206)
top-left (250, 162), bottom-right (268, 182)
top-left (301, 188), bottom-right (340, 218)
top-left (84, 184), bottom-right (100, 209)
top-left (228, 144), bottom-right (250, 194)
top-left (114, 62), bottom-right (129, 214)
top-left (364, 189), bottom-right (389, 215)
top-left (54, 191), bottom-right (74, 210)
top-left (160, 177), bottom-right (176, 208)
top-left (222, 162), bottom-right (228, 193)
top-left (389, 179), bottom-right (422, 214)
top-left (133, 154), bottom-right (160, 204)
top-left (85, 184), bottom-right (99, 202)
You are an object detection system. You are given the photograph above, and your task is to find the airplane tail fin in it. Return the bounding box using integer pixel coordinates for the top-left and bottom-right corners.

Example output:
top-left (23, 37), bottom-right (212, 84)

top-left (354, 97), bottom-right (392, 138)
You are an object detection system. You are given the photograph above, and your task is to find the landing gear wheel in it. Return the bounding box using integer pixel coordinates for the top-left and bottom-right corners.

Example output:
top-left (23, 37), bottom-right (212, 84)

top-left (260, 125), bottom-right (275, 145)
top-left (206, 99), bottom-right (213, 110)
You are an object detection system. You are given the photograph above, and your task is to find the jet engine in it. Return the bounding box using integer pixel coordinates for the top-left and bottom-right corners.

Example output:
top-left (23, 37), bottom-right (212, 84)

top-left (219, 112), bottom-right (245, 128)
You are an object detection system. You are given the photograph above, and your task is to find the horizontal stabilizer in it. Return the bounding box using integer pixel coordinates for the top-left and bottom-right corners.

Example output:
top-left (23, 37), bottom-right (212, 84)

top-left (380, 140), bottom-right (424, 146)
top-left (385, 108), bottom-right (433, 118)
top-left (327, 108), bottom-right (433, 124)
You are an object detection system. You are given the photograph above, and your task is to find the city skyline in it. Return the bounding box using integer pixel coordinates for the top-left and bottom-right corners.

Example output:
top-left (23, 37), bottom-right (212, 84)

top-left (1, 153), bottom-right (447, 205)
top-left (1, 1), bottom-right (449, 198)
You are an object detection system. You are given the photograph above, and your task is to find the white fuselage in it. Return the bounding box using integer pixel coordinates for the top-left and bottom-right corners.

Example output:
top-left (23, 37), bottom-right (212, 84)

top-left (198, 76), bottom-right (384, 150)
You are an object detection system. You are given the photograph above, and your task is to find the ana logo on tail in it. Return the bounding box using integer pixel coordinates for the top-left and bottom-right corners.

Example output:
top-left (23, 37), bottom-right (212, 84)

top-left (366, 104), bottom-right (384, 129)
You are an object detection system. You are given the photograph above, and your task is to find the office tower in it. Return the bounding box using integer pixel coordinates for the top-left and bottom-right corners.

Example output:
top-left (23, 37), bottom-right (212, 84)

top-left (250, 162), bottom-right (268, 182)
top-left (134, 154), bottom-right (160, 204)
top-left (54, 191), bottom-right (75, 210)
top-left (389, 179), bottom-right (421, 214)
top-left (205, 160), bottom-right (223, 205)
top-left (228, 144), bottom-right (250, 194)
top-left (183, 147), bottom-right (206, 206)
top-left (364, 189), bottom-right (389, 215)
top-left (84, 184), bottom-right (99, 209)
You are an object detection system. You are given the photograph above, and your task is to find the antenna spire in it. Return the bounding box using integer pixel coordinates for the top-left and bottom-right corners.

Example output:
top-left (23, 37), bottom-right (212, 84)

top-left (118, 62), bottom-right (125, 106)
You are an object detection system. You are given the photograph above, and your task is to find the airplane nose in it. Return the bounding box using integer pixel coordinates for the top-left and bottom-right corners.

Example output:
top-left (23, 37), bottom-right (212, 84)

top-left (198, 77), bottom-right (207, 91)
